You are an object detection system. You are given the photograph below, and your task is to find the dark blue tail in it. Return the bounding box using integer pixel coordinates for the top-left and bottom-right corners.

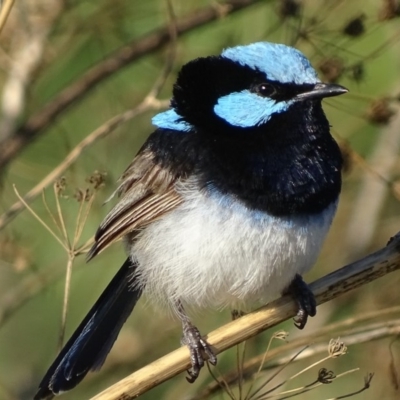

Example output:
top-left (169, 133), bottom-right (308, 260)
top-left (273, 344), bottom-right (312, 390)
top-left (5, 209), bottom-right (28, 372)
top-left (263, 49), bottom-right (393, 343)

top-left (34, 258), bottom-right (142, 399)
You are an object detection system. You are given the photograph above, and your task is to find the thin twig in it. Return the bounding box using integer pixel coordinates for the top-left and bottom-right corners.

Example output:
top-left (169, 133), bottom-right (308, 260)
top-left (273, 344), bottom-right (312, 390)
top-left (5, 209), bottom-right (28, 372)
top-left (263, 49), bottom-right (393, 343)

top-left (58, 255), bottom-right (74, 350)
top-left (0, 98), bottom-right (169, 231)
top-left (326, 373), bottom-right (374, 400)
top-left (261, 321), bottom-right (400, 373)
top-left (248, 347), bottom-right (309, 400)
top-left (206, 363), bottom-right (236, 400)
top-left (269, 369), bottom-right (361, 400)
top-left (0, 0), bottom-right (63, 140)
top-left (0, 0), bottom-right (178, 232)
top-left (53, 183), bottom-right (70, 248)
top-left (0, 0), bottom-right (15, 35)
top-left (54, 0), bottom-right (179, 352)
top-left (244, 331), bottom-right (289, 400)
top-left (73, 192), bottom-right (95, 249)
top-left (41, 190), bottom-right (65, 239)
top-left (12, 185), bottom-right (68, 251)
top-left (192, 307), bottom-right (400, 400)
top-left (147, 0), bottom-right (178, 100)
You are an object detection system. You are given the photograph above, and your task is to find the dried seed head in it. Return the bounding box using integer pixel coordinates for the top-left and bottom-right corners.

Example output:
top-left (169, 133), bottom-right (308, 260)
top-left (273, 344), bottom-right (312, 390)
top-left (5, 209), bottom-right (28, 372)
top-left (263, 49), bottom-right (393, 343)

top-left (366, 98), bottom-right (395, 124)
top-left (343, 15), bottom-right (366, 37)
top-left (318, 57), bottom-right (344, 83)
top-left (379, 0), bottom-right (400, 21)
top-left (318, 368), bottom-right (336, 384)
top-left (87, 170), bottom-right (107, 190)
top-left (273, 330), bottom-right (289, 341)
top-left (55, 177), bottom-right (67, 196)
top-left (348, 62), bottom-right (365, 83)
top-left (74, 188), bottom-right (91, 202)
top-left (278, 0), bottom-right (301, 19)
top-left (329, 338), bottom-right (347, 357)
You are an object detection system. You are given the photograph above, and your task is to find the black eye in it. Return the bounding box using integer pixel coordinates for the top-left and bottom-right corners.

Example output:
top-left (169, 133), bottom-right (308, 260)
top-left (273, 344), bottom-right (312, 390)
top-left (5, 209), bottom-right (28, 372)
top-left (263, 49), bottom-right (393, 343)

top-left (256, 83), bottom-right (276, 97)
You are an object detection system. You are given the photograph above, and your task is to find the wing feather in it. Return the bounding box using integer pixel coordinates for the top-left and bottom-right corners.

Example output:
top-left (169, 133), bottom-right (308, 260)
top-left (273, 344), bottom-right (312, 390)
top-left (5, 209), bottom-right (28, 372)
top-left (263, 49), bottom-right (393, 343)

top-left (88, 149), bottom-right (183, 259)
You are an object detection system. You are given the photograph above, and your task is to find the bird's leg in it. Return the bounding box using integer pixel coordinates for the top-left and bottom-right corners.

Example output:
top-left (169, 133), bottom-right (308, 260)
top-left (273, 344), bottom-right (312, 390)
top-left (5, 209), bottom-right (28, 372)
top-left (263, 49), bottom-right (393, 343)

top-left (176, 300), bottom-right (217, 383)
top-left (283, 274), bottom-right (316, 330)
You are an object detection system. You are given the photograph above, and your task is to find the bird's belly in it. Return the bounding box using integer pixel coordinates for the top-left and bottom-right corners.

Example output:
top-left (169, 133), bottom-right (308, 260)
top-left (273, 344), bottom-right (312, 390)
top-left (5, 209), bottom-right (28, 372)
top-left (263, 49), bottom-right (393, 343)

top-left (130, 189), bottom-right (337, 312)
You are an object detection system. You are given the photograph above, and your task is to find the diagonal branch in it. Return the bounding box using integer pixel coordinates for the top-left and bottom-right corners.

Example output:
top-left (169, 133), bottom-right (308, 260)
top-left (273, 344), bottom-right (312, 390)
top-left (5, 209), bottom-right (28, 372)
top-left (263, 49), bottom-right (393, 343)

top-left (0, 98), bottom-right (168, 231)
top-left (0, 0), bottom-right (15, 35)
top-left (90, 231), bottom-right (400, 400)
top-left (0, 0), bottom-right (263, 170)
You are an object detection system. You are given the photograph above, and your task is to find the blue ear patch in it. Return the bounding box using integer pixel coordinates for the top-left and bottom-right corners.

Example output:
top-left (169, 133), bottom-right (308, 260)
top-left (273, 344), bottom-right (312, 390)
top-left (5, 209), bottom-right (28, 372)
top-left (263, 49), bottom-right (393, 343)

top-left (214, 90), bottom-right (292, 127)
top-left (222, 42), bottom-right (319, 85)
top-left (152, 109), bottom-right (194, 132)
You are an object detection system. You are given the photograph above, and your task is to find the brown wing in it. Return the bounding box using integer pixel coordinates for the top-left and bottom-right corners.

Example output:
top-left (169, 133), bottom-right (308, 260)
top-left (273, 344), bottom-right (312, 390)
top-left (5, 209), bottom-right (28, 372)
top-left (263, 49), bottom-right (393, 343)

top-left (88, 149), bottom-right (183, 260)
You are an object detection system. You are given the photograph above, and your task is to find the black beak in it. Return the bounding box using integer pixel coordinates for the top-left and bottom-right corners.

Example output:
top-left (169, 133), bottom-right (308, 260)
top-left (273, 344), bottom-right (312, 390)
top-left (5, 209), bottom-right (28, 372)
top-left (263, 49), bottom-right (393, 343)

top-left (295, 82), bottom-right (348, 101)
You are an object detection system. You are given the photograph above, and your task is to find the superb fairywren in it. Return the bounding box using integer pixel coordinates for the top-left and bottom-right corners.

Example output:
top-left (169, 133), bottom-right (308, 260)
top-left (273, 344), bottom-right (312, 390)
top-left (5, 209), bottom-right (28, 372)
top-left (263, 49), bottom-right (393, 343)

top-left (35, 42), bottom-right (347, 398)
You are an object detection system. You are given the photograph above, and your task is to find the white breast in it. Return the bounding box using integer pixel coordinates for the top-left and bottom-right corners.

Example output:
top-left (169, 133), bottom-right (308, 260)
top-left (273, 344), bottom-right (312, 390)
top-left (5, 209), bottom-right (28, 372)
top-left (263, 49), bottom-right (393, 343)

top-left (130, 186), bottom-right (337, 313)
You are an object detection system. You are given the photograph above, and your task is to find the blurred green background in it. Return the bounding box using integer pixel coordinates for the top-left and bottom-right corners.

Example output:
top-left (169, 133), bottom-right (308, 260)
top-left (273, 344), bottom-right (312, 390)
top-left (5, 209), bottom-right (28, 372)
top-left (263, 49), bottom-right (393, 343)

top-left (1, 0), bottom-right (400, 399)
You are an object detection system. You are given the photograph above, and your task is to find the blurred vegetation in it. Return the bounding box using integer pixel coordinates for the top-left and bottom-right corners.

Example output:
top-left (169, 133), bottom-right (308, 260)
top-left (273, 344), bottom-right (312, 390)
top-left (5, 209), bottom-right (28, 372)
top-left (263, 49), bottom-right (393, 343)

top-left (0, 0), bottom-right (400, 399)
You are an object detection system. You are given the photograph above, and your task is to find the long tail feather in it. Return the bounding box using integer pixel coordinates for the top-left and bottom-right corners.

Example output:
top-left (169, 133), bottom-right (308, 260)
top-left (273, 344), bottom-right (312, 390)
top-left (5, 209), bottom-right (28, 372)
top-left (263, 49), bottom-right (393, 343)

top-left (34, 258), bottom-right (142, 399)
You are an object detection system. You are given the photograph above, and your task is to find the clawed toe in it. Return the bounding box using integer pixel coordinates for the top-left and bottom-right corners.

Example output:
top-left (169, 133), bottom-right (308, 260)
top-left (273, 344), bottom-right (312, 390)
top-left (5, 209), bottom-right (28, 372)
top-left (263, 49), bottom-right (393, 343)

top-left (182, 323), bottom-right (216, 383)
top-left (284, 274), bottom-right (316, 330)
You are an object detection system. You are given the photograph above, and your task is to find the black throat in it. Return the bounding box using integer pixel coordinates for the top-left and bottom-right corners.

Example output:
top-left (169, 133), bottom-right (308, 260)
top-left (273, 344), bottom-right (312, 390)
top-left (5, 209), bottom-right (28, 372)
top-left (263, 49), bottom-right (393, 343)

top-left (148, 101), bottom-right (342, 217)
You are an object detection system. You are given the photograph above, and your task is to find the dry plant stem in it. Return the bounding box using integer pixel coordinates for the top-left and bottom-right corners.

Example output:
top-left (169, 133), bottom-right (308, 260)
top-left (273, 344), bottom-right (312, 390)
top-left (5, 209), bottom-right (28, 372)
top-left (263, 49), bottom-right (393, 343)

top-left (249, 347), bottom-right (308, 400)
top-left (90, 231), bottom-right (400, 400)
top-left (244, 332), bottom-right (286, 400)
top-left (154, 0), bottom-right (178, 99)
top-left (0, 0), bottom-right (177, 230)
top-left (326, 373), bottom-right (374, 400)
top-left (42, 191), bottom-right (66, 240)
top-left (0, 0), bottom-right (15, 35)
top-left (263, 320), bottom-right (400, 371)
top-left (73, 193), bottom-right (95, 249)
top-left (237, 340), bottom-right (247, 398)
top-left (0, 0), bottom-right (262, 169)
top-left (388, 339), bottom-right (400, 391)
top-left (252, 340), bottom-right (347, 399)
top-left (206, 363), bottom-right (236, 400)
top-left (193, 309), bottom-right (400, 400)
top-left (7, 7), bottom-right (177, 352)
top-left (12, 186), bottom-right (68, 251)
top-left (58, 193), bottom-right (95, 349)
top-left (52, 182), bottom-right (74, 349)
top-left (0, 98), bottom-right (168, 231)
top-left (273, 369), bottom-right (361, 400)
top-left (59, 255), bottom-right (74, 351)
top-left (0, 13), bottom-right (175, 342)
top-left (54, 184), bottom-right (70, 247)
top-left (0, 0), bottom-right (63, 140)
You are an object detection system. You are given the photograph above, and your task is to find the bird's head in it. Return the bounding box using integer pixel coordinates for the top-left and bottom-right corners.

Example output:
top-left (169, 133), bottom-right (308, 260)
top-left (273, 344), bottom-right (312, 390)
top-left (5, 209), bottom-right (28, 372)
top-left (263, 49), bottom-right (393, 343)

top-left (152, 42), bottom-right (347, 132)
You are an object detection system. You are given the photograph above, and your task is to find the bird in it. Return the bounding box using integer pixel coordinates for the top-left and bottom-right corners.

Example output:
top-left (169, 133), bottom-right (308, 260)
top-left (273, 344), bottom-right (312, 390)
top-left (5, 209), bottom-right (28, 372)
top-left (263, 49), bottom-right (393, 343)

top-left (34, 41), bottom-right (347, 399)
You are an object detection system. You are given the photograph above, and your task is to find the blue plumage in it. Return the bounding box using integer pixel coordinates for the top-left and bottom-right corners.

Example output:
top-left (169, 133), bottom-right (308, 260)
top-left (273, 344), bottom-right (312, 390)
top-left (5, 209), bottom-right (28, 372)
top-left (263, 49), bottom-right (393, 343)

top-left (152, 109), bottom-right (193, 131)
top-left (214, 90), bottom-right (291, 127)
top-left (35, 42), bottom-right (347, 399)
top-left (222, 42), bottom-right (318, 85)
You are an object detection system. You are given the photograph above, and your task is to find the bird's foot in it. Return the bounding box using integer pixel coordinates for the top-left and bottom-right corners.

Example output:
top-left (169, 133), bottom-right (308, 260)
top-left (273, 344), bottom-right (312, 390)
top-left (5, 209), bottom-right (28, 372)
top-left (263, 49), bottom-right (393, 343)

top-left (231, 309), bottom-right (246, 320)
top-left (181, 321), bottom-right (217, 383)
top-left (284, 274), bottom-right (316, 330)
